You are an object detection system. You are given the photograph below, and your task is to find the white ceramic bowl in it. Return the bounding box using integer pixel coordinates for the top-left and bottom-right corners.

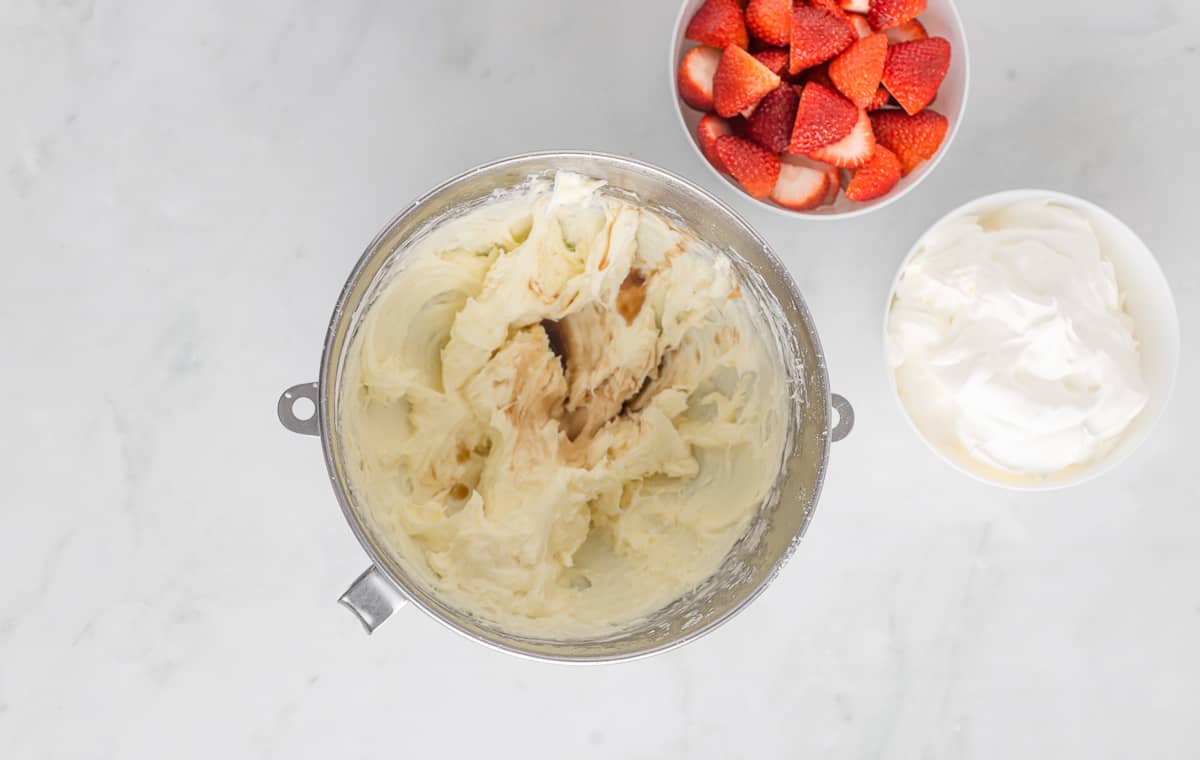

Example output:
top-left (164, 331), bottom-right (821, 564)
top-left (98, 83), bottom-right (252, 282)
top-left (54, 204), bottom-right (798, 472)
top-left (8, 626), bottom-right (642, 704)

top-left (669, 0), bottom-right (970, 219)
top-left (883, 190), bottom-right (1181, 490)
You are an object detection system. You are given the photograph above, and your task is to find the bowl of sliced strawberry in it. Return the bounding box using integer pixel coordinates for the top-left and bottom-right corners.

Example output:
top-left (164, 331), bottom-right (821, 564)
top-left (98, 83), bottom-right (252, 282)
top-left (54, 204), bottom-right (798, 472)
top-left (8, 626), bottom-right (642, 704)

top-left (671, 0), bottom-right (968, 217)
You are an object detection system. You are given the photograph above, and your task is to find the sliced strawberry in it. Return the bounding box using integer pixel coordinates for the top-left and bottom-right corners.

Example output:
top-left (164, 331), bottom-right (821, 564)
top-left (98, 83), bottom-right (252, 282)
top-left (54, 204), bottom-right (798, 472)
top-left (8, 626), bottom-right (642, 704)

top-left (809, 0), bottom-right (843, 11)
top-left (841, 0), bottom-right (870, 12)
top-left (848, 14), bottom-right (873, 39)
top-left (882, 37), bottom-right (950, 115)
top-left (821, 163), bottom-right (842, 205)
top-left (870, 108), bottom-right (948, 175)
top-left (713, 45), bottom-right (782, 117)
top-left (807, 107), bottom-right (876, 167)
top-left (829, 33), bottom-right (887, 107)
top-left (716, 135), bottom-right (782, 198)
top-left (698, 114), bottom-right (736, 172)
top-left (788, 82), bottom-right (857, 154)
top-left (885, 18), bottom-right (928, 44)
top-left (790, 6), bottom-right (856, 74)
top-left (770, 155), bottom-right (831, 210)
top-left (746, 0), bottom-right (790, 47)
top-left (867, 0), bottom-right (926, 32)
top-left (678, 46), bottom-right (722, 111)
top-left (866, 85), bottom-right (893, 110)
top-left (752, 47), bottom-right (790, 76)
top-left (745, 84), bottom-right (800, 152)
top-left (804, 63), bottom-right (836, 90)
top-left (686, 0), bottom-right (749, 50)
top-left (845, 144), bottom-right (901, 200)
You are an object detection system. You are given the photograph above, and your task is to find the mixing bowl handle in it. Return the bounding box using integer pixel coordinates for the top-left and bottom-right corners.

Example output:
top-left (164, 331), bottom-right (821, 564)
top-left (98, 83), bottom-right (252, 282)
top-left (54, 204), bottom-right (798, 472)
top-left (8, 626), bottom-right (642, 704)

top-left (339, 566), bottom-right (409, 634)
top-left (277, 382), bottom-right (320, 436)
top-left (831, 394), bottom-right (855, 442)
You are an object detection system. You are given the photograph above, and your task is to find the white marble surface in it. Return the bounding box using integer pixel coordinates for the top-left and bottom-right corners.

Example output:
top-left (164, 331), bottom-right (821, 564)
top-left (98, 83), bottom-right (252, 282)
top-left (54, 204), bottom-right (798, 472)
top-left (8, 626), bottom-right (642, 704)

top-left (3, 0), bottom-right (1198, 757)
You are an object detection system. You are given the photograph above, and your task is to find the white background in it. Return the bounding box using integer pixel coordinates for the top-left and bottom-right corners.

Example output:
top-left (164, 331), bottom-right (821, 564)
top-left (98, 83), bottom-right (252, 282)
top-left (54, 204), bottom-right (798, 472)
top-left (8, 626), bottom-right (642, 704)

top-left (2, 1), bottom-right (1197, 757)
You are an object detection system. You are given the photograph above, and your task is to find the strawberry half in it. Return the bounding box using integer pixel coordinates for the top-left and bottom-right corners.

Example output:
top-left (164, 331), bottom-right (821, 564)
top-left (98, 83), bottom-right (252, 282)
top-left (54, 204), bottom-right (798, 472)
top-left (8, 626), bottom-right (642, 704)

top-left (845, 144), bottom-right (901, 200)
top-left (698, 114), bottom-right (736, 172)
top-left (848, 14), bottom-right (873, 39)
top-left (753, 48), bottom-right (790, 76)
top-left (788, 82), bottom-right (858, 154)
top-left (829, 33), bottom-right (888, 108)
top-left (870, 108), bottom-right (948, 175)
top-left (807, 106), bottom-right (876, 167)
top-left (790, 6), bottom-right (856, 74)
top-left (770, 155), bottom-right (831, 210)
top-left (866, 85), bottom-right (892, 110)
top-left (714, 45), bottom-right (782, 117)
top-left (678, 46), bottom-right (722, 111)
top-left (867, 0), bottom-right (926, 32)
top-left (841, 0), bottom-right (870, 12)
top-left (804, 63), bottom-right (836, 91)
top-left (746, 83), bottom-right (800, 153)
top-left (686, 0), bottom-right (749, 50)
top-left (885, 19), bottom-right (928, 44)
top-left (882, 37), bottom-right (950, 115)
top-left (716, 135), bottom-right (782, 198)
top-left (821, 163), bottom-right (842, 205)
top-left (746, 0), bottom-right (790, 47)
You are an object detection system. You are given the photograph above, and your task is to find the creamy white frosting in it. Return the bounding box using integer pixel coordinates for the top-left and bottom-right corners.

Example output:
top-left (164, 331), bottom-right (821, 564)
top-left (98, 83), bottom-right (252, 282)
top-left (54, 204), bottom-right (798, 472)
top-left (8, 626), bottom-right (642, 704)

top-left (887, 198), bottom-right (1148, 478)
top-left (339, 172), bottom-right (788, 636)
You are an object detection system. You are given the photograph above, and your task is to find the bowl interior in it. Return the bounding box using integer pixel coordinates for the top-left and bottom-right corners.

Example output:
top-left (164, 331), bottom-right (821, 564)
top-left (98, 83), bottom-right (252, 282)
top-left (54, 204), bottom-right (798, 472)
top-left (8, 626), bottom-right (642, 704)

top-left (884, 190), bottom-right (1181, 490)
top-left (670, 0), bottom-right (969, 218)
top-left (321, 152), bottom-right (835, 660)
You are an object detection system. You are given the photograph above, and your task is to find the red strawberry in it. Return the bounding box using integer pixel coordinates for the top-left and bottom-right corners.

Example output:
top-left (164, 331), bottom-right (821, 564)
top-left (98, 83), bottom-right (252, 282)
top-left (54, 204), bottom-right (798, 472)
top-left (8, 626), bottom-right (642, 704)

top-left (686, 0), bottom-right (749, 50)
top-left (745, 84), bottom-right (800, 152)
top-left (807, 107), bottom-right (876, 167)
top-left (809, 0), bottom-right (842, 11)
top-left (885, 18), bottom-right (928, 44)
top-left (841, 0), bottom-right (870, 12)
top-left (716, 135), bottom-right (782, 198)
top-left (770, 155), bottom-right (831, 210)
top-left (866, 85), bottom-right (892, 110)
top-left (790, 6), bottom-right (856, 74)
top-left (848, 14), bottom-right (873, 38)
top-left (788, 82), bottom-right (857, 154)
top-left (804, 63), bottom-right (836, 90)
top-left (870, 108), bottom-right (948, 174)
top-left (714, 45), bottom-right (782, 117)
top-left (845, 144), bottom-right (901, 200)
top-left (746, 0), bottom-right (790, 47)
top-left (678, 46), bottom-right (722, 111)
top-left (882, 37), bottom-right (950, 115)
top-left (867, 0), bottom-right (926, 32)
top-left (698, 114), bottom-right (736, 172)
top-left (828, 33), bottom-right (887, 107)
top-left (753, 48), bottom-right (790, 76)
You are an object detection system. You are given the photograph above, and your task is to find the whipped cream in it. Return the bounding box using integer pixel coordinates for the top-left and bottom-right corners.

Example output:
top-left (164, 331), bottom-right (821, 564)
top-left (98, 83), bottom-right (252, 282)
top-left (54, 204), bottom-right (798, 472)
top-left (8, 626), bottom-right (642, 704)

top-left (339, 172), bottom-right (788, 635)
top-left (887, 198), bottom-right (1148, 478)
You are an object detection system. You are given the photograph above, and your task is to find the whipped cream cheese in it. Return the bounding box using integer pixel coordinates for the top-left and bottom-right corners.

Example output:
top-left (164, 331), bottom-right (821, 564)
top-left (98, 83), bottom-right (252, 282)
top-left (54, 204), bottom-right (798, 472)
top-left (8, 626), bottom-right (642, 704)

top-left (339, 172), bottom-right (789, 635)
top-left (887, 198), bottom-right (1148, 478)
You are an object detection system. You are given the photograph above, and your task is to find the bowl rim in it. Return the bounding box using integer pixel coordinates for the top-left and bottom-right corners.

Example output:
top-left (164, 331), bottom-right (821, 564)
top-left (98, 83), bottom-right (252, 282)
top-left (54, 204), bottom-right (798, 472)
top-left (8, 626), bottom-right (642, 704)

top-left (667, 0), bottom-right (971, 220)
top-left (881, 188), bottom-right (1182, 491)
top-left (317, 150), bottom-right (841, 662)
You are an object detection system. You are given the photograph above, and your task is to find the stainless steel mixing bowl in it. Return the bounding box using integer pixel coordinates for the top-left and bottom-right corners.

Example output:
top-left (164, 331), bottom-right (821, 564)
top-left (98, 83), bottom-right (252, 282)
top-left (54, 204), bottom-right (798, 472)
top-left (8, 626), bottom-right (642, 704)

top-left (277, 152), bottom-right (854, 662)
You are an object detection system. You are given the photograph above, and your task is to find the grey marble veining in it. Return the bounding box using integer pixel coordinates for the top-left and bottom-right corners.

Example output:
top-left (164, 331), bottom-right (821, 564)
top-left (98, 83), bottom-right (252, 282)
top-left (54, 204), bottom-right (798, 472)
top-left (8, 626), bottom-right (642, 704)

top-left (2, 0), bottom-right (1198, 758)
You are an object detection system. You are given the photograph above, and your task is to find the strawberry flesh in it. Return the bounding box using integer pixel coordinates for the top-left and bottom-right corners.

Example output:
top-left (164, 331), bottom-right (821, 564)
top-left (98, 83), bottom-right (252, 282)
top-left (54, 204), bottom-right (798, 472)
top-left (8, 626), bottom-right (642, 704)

top-left (716, 135), bottom-right (782, 198)
top-left (714, 45), bottom-right (782, 117)
top-left (698, 114), bottom-right (736, 172)
top-left (686, 0), bottom-right (749, 49)
top-left (807, 107), bottom-right (876, 167)
top-left (770, 155), bottom-right (831, 210)
top-left (882, 37), bottom-right (950, 115)
top-left (789, 82), bottom-right (858, 154)
top-left (885, 18), bottom-right (928, 44)
top-left (678, 46), bottom-right (722, 111)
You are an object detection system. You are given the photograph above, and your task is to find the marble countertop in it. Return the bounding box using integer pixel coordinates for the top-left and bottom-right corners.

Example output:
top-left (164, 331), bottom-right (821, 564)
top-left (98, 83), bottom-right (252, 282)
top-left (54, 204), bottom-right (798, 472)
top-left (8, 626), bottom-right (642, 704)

top-left (3, 1), bottom-right (1198, 757)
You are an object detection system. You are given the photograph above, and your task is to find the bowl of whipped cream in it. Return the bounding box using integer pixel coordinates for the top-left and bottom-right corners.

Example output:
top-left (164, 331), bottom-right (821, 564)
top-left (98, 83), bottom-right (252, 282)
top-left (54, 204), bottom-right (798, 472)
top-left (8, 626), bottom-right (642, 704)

top-left (885, 190), bottom-right (1179, 489)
